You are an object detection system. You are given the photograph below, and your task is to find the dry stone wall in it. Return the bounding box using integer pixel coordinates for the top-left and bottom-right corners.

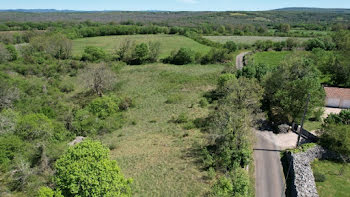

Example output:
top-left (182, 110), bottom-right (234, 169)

top-left (286, 145), bottom-right (340, 197)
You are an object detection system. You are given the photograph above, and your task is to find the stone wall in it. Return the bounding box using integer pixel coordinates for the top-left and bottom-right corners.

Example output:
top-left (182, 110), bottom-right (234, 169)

top-left (286, 145), bottom-right (340, 197)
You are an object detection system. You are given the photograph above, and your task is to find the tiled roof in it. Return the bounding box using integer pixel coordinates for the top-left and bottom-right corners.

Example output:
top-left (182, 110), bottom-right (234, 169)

top-left (324, 87), bottom-right (350, 100)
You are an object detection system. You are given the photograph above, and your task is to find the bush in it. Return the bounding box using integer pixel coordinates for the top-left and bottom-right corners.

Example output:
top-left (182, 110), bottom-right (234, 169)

top-left (38, 187), bottom-right (64, 197)
top-left (72, 109), bottom-right (101, 136)
top-left (238, 63), bottom-right (270, 81)
top-left (81, 46), bottom-right (107, 62)
top-left (130, 43), bottom-right (149, 65)
top-left (200, 48), bottom-right (231, 64)
top-left (175, 112), bottom-right (189, 124)
top-left (0, 43), bottom-right (10, 63)
top-left (6, 45), bottom-right (18, 61)
top-left (87, 95), bottom-right (121, 119)
top-left (148, 41), bottom-right (161, 62)
top-left (30, 33), bottom-right (72, 59)
top-left (0, 135), bottom-right (24, 169)
top-left (199, 98), bottom-right (209, 108)
top-left (15, 113), bottom-right (55, 140)
top-left (118, 97), bottom-right (134, 111)
top-left (211, 168), bottom-right (250, 197)
top-left (320, 124), bottom-right (350, 157)
top-left (314, 172), bottom-right (326, 182)
top-left (165, 94), bottom-right (184, 104)
top-left (305, 38), bottom-right (326, 51)
top-left (54, 140), bottom-right (132, 197)
top-left (224, 41), bottom-right (237, 53)
top-left (324, 109), bottom-right (350, 125)
top-left (0, 109), bottom-right (19, 134)
top-left (163, 48), bottom-right (195, 65)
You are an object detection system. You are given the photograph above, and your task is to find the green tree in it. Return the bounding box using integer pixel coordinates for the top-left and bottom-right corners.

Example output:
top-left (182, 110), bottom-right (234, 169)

top-left (224, 41), bottom-right (238, 53)
top-left (131, 43), bottom-right (149, 65)
top-left (264, 56), bottom-right (325, 124)
top-left (278, 24), bottom-right (291, 33)
top-left (54, 140), bottom-right (132, 197)
top-left (164, 48), bottom-right (195, 65)
top-left (81, 46), bottom-right (107, 62)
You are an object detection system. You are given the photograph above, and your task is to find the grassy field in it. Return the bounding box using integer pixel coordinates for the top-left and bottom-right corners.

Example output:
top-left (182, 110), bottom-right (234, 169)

top-left (249, 51), bottom-right (293, 68)
top-left (92, 63), bottom-right (225, 196)
top-left (311, 160), bottom-right (350, 197)
top-left (72, 34), bottom-right (212, 58)
top-left (204, 36), bottom-right (309, 44)
top-left (248, 51), bottom-right (309, 68)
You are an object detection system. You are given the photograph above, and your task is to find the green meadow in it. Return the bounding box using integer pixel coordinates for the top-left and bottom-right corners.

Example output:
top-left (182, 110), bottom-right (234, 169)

top-left (72, 34), bottom-right (212, 58)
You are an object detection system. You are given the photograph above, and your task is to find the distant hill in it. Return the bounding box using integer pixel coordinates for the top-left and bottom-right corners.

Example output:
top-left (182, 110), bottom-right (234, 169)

top-left (274, 7), bottom-right (350, 13)
top-left (0, 9), bottom-right (81, 13)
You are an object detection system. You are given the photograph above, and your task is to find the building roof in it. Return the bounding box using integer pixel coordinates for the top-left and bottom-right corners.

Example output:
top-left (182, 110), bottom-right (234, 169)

top-left (324, 87), bottom-right (350, 100)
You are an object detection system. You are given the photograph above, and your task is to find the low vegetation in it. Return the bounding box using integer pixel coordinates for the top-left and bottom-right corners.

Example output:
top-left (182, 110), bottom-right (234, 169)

top-left (312, 160), bottom-right (350, 197)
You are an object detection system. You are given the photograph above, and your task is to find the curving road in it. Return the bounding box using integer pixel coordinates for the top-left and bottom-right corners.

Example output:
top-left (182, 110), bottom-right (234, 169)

top-left (236, 51), bottom-right (250, 70)
top-left (254, 131), bottom-right (285, 197)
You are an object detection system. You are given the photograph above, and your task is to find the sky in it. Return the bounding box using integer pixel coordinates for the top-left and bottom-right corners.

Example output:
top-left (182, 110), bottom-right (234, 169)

top-left (1, 0), bottom-right (349, 11)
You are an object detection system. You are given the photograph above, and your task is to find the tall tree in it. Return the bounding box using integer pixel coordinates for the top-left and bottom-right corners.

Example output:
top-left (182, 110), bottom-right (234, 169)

top-left (264, 56), bottom-right (325, 124)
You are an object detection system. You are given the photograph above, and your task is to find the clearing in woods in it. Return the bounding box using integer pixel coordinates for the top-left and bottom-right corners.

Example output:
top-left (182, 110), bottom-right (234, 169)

top-left (96, 63), bottom-right (225, 196)
top-left (72, 34), bottom-right (212, 58)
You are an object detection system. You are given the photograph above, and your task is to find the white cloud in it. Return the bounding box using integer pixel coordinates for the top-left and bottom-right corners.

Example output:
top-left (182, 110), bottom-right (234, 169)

top-left (177, 0), bottom-right (199, 4)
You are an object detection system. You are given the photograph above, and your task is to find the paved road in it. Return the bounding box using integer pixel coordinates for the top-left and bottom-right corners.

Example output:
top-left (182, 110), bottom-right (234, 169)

top-left (236, 51), bottom-right (250, 70)
top-left (254, 131), bottom-right (285, 197)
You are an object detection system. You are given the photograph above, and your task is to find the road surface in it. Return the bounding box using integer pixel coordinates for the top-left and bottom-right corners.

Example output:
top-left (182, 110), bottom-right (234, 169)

top-left (254, 131), bottom-right (285, 197)
top-left (236, 51), bottom-right (250, 70)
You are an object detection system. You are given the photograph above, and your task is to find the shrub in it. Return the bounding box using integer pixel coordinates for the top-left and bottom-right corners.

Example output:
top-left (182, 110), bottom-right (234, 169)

top-left (286, 38), bottom-right (299, 50)
top-left (130, 43), bottom-right (149, 65)
top-left (201, 48), bottom-right (231, 64)
top-left (314, 172), bottom-right (326, 182)
top-left (15, 113), bottom-right (54, 140)
top-left (0, 135), bottom-right (24, 169)
top-left (87, 95), bottom-right (121, 119)
top-left (0, 43), bottom-right (10, 63)
top-left (81, 63), bottom-right (117, 97)
top-left (81, 46), bottom-right (107, 62)
top-left (211, 168), bottom-right (250, 197)
top-left (118, 97), bottom-right (134, 111)
top-left (175, 112), bottom-right (189, 124)
top-left (199, 98), bottom-right (209, 108)
top-left (38, 187), bottom-right (64, 197)
top-left (165, 94), bottom-right (184, 104)
top-left (305, 38), bottom-right (326, 51)
top-left (6, 45), bottom-right (18, 61)
top-left (224, 41), bottom-right (237, 53)
top-left (207, 167), bottom-right (216, 180)
top-left (0, 109), bottom-right (19, 135)
top-left (238, 63), bottom-right (270, 81)
top-left (30, 33), bottom-right (72, 59)
top-left (320, 124), bottom-right (350, 157)
top-left (148, 41), bottom-right (161, 62)
top-left (163, 48), bottom-right (195, 65)
top-left (72, 109), bottom-right (101, 136)
top-left (59, 82), bottom-right (74, 93)
top-left (54, 140), bottom-right (132, 197)
top-left (324, 109), bottom-right (350, 125)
